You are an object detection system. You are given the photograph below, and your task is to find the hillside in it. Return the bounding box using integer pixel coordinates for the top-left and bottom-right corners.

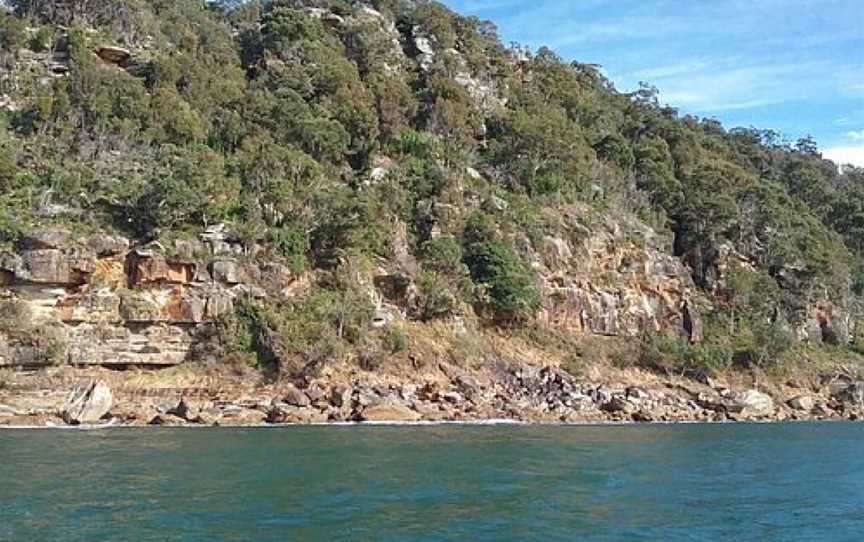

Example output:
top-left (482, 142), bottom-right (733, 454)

top-left (1, 0), bottom-right (863, 425)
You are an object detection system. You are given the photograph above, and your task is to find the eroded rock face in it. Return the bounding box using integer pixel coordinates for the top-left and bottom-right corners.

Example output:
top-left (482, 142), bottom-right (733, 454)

top-left (409, 24), bottom-right (505, 113)
top-left (62, 380), bottom-right (113, 425)
top-left (538, 213), bottom-right (702, 341)
top-left (0, 229), bottom-right (292, 368)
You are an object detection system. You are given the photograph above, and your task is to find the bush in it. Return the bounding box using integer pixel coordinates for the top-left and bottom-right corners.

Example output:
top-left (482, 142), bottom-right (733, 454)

top-left (271, 225), bottom-right (309, 274)
top-left (594, 133), bottom-right (635, 171)
top-left (28, 25), bottom-right (54, 52)
top-left (218, 285), bottom-right (375, 377)
top-left (640, 335), bottom-right (733, 377)
top-left (382, 326), bottom-right (407, 354)
top-left (215, 301), bottom-right (259, 368)
top-left (0, 151), bottom-right (17, 192)
top-left (133, 145), bottom-right (242, 234)
top-left (419, 235), bottom-right (464, 274)
top-left (413, 270), bottom-right (461, 321)
top-left (728, 320), bottom-right (795, 370)
top-left (0, 13), bottom-right (25, 55)
top-left (464, 238), bottom-right (539, 320)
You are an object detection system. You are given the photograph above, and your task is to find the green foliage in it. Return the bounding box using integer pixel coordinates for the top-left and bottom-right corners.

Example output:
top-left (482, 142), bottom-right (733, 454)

top-left (413, 235), bottom-right (473, 320)
top-left (219, 286), bottom-right (375, 376)
top-left (381, 326), bottom-right (407, 354)
top-left (28, 25), bottom-right (54, 52)
top-left (215, 300), bottom-right (259, 368)
top-left (407, 2), bottom-right (458, 49)
top-left (133, 145), bottom-right (241, 234)
top-left (463, 232), bottom-right (539, 320)
top-left (634, 136), bottom-right (681, 211)
top-left (311, 186), bottom-right (394, 268)
top-left (0, 208), bottom-right (26, 249)
top-left (0, 150), bottom-right (17, 193)
top-left (234, 134), bottom-right (324, 228)
top-left (258, 3), bottom-right (379, 159)
top-left (489, 101), bottom-right (594, 196)
top-left (271, 225), bottom-right (309, 274)
top-left (0, 11), bottom-right (26, 55)
top-left (707, 264), bottom-right (797, 368)
top-left (594, 133), bottom-right (635, 171)
top-left (640, 334), bottom-right (734, 377)
top-left (420, 235), bottom-right (464, 274)
top-left (148, 87), bottom-right (206, 145)
top-left (59, 29), bottom-right (150, 142)
top-left (424, 71), bottom-right (481, 149)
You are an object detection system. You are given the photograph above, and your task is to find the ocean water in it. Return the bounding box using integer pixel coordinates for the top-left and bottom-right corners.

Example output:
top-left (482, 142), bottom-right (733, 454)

top-left (1, 424), bottom-right (862, 541)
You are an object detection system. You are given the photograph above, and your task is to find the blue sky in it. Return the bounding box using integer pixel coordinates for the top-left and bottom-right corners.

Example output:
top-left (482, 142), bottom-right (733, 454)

top-left (442, 0), bottom-right (864, 166)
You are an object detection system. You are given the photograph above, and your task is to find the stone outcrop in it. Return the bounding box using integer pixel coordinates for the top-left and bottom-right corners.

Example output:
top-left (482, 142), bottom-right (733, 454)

top-left (0, 228), bottom-right (295, 368)
top-left (537, 212), bottom-right (703, 341)
top-left (788, 395), bottom-right (815, 412)
top-left (3, 216), bottom-right (702, 371)
top-left (830, 380), bottom-right (864, 411)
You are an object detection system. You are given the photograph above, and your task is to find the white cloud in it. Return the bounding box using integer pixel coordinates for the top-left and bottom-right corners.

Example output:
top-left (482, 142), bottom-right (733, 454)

top-left (628, 59), bottom-right (818, 113)
top-left (847, 130), bottom-right (864, 142)
top-left (824, 143), bottom-right (864, 168)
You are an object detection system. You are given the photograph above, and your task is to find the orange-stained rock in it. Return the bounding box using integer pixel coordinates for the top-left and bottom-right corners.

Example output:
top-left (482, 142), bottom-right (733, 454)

top-left (538, 214), bottom-right (698, 340)
top-left (92, 257), bottom-right (126, 288)
top-left (167, 262), bottom-right (195, 284)
top-left (129, 252), bottom-right (194, 286)
top-left (162, 287), bottom-right (186, 323)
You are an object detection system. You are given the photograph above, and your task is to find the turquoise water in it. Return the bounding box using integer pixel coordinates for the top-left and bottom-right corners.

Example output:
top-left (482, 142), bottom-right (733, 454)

top-left (1, 424), bottom-right (863, 541)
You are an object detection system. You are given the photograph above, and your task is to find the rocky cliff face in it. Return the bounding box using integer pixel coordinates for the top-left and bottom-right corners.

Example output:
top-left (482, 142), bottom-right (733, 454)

top-left (0, 227), bottom-right (298, 367)
top-left (0, 213), bottom-right (703, 368)
top-left (535, 212), bottom-right (702, 342)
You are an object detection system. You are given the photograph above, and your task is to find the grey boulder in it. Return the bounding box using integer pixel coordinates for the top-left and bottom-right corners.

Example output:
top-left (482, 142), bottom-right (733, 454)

top-left (62, 380), bottom-right (114, 425)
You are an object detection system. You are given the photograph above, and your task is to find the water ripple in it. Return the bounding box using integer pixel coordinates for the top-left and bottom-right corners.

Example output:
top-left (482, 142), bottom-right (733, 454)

top-left (1, 424), bottom-right (863, 541)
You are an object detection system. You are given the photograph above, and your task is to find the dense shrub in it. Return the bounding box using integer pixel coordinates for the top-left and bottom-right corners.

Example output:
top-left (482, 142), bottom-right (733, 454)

top-left (218, 286), bottom-right (375, 376)
top-left (639, 335), bottom-right (733, 377)
top-left (464, 238), bottom-right (539, 320)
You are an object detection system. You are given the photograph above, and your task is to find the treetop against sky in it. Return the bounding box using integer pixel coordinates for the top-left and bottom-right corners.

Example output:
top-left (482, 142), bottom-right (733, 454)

top-left (444, 0), bottom-right (864, 166)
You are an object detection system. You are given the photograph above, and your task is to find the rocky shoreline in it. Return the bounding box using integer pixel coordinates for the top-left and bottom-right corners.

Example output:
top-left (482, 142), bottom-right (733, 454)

top-left (2, 363), bottom-right (862, 428)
